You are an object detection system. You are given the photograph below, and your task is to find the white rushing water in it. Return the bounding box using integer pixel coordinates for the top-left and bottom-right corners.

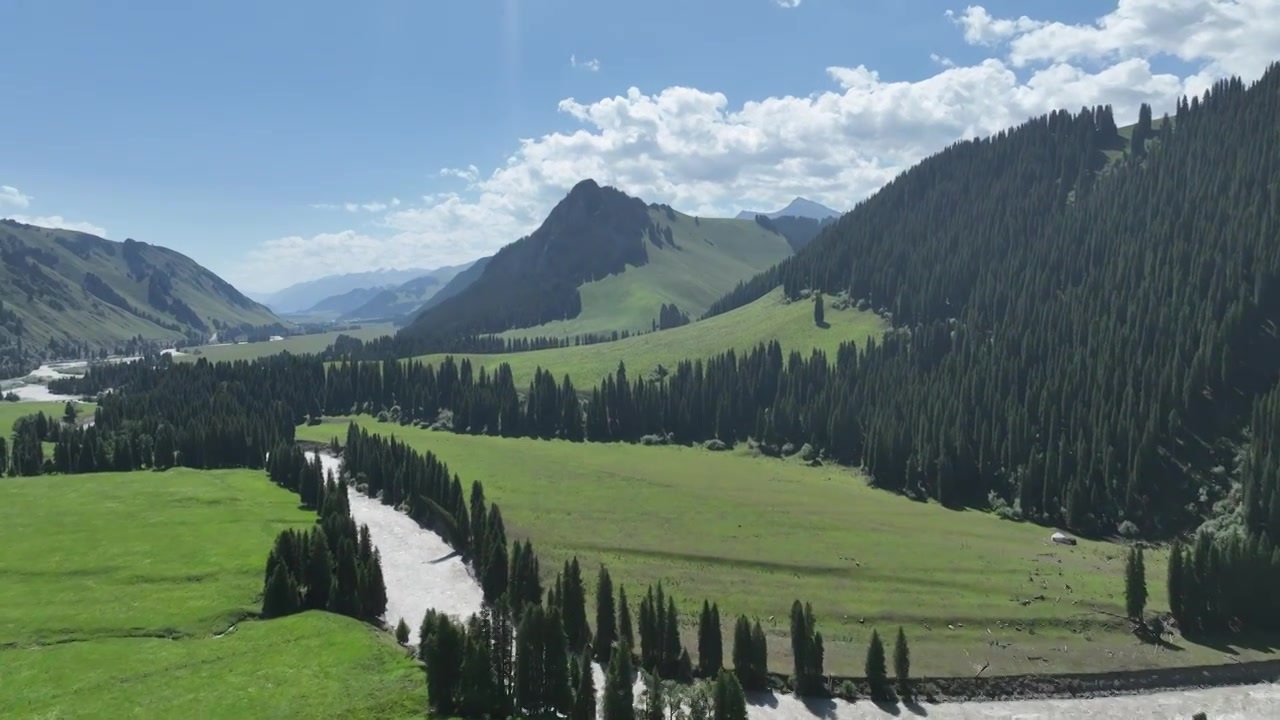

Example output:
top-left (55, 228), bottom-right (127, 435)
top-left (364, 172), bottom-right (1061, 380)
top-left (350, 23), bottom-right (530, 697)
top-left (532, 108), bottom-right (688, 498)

top-left (745, 682), bottom-right (1280, 719)
top-left (305, 452), bottom-right (484, 645)
top-left (1, 356), bottom-right (143, 403)
top-left (304, 449), bottom-right (1279, 719)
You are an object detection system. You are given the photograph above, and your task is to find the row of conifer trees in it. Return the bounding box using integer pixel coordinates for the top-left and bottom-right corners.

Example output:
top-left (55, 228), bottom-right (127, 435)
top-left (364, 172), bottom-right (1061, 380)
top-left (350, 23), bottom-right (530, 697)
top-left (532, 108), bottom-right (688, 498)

top-left (320, 429), bottom-right (916, 717)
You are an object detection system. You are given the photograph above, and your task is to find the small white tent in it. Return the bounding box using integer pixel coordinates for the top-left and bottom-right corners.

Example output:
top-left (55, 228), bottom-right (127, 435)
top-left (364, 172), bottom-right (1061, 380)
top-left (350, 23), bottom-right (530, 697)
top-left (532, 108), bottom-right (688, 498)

top-left (1051, 531), bottom-right (1078, 546)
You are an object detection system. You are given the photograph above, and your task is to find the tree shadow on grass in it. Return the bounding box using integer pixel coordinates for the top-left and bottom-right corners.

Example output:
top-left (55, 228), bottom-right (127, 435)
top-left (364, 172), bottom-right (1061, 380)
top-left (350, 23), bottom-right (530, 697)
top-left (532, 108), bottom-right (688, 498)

top-left (815, 321), bottom-right (831, 329)
top-left (1182, 630), bottom-right (1280, 657)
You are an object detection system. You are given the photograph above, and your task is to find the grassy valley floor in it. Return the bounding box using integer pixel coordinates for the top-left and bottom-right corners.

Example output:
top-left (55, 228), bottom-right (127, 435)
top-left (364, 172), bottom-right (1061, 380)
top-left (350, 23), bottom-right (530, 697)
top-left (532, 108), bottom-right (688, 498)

top-left (299, 417), bottom-right (1274, 680)
top-left (415, 289), bottom-right (885, 389)
top-left (0, 469), bottom-right (423, 719)
top-left (177, 322), bottom-right (394, 363)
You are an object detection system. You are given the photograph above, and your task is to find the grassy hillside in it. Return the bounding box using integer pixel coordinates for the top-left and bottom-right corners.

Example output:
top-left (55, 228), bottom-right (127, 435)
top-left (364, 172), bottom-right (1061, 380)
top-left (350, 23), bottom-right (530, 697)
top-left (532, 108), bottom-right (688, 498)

top-left (0, 468), bottom-right (423, 718)
top-left (0, 469), bottom-right (316, 644)
top-left (0, 221), bottom-right (280, 364)
top-left (0, 400), bottom-right (95, 435)
top-left (416, 288), bottom-right (884, 389)
top-left (500, 208), bottom-right (793, 339)
top-left (300, 418), bottom-right (1267, 678)
top-left (399, 181), bottom-right (793, 349)
top-left (178, 323), bottom-right (394, 363)
top-left (2, 612), bottom-right (424, 720)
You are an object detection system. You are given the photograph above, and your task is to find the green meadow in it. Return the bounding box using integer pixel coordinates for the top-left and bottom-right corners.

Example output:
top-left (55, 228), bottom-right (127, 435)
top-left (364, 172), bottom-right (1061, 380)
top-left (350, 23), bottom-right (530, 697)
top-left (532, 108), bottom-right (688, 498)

top-left (0, 469), bottom-right (423, 719)
top-left (300, 417), bottom-right (1259, 678)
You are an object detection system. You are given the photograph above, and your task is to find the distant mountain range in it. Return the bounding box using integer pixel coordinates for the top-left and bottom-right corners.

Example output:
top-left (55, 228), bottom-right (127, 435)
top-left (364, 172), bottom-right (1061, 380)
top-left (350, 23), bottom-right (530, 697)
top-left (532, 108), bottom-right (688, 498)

top-left (258, 267), bottom-right (435, 314)
top-left (736, 197), bottom-right (841, 221)
top-left (0, 219), bottom-right (281, 374)
top-left (338, 262), bottom-right (476, 321)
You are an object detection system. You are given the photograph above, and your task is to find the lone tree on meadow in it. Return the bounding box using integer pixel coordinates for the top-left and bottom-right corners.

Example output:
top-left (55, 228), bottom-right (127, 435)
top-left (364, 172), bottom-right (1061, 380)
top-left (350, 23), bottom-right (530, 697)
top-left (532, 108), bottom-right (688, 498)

top-left (1125, 545), bottom-right (1148, 620)
top-left (813, 292), bottom-right (825, 326)
top-left (893, 626), bottom-right (911, 700)
top-left (63, 401), bottom-right (77, 423)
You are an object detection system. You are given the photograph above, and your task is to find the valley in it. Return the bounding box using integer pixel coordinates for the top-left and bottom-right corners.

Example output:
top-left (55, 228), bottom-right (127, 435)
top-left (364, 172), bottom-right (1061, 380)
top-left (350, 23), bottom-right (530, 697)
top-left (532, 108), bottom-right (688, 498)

top-left (3, 33), bottom-right (1280, 720)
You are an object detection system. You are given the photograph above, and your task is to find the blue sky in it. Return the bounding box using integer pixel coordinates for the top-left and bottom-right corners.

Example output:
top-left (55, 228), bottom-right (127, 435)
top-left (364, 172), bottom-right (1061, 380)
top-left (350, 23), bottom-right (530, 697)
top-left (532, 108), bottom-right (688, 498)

top-left (2, 0), bottom-right (1275, 294)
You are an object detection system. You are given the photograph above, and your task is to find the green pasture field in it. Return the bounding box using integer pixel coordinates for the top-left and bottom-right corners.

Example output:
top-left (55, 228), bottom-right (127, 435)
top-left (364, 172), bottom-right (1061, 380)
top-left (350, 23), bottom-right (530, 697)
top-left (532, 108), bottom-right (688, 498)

top-left (177, 322), bottom-right (394, 363)
top-left (0, 469), bottom-right (423, 719)
top-left (299, 416), bottom-right (1271, 679)
top-left (414, 289), bottom-right (885, 389)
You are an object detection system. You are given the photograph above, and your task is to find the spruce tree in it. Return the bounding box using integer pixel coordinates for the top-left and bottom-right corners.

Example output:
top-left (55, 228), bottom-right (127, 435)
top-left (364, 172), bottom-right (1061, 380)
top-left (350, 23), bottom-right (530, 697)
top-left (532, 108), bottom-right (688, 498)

top-left (544, 608), bottom-right (574, 717)
top-left (261, 564), bottom-right (298, 619)
top-left (303, 527), bottom-right (333, 611)
top-left (619, 585), bottom-right (634, 649)
top-left (603, 642), bottom-right (636, 720)
top-left (662, 596), bottom-right (682, 679)
top-left (596, 565), bottom-right (617, 664)
top-left (709, 603), bottom-right (723, 676)
top-left (363, 548), bottom-right (388, 620)
top-left (1167, 542), bottom-right (1185, 624)
top-left (893, 626), bottom-right (911, 701)
top-left (813, 293), bottom-right (825, 326)
top-left (330, 538), bottom-right (363, 618)
top-left (712, 670), bottom-right (748, 720)
top-left (1125, 545), bottom-right (1148, 620)
top-left (865, 630), bottom-right (888, 701)
top-left (571, 649), bottom-right (597, 720)
top-left (643, 671), bottom-right (664, 720)
top-left (395, 617), bottom-right (410, 645)
top-left (459, 629), bottom-right (499, 718)
top-left (425, 614), bottom-right (465, 716)
top-left (515, 606), bottom-right (545, 715)
top-left (699, 600), bottom-right (722, 677)
top-left (563, 557), bottom-right (591, 653)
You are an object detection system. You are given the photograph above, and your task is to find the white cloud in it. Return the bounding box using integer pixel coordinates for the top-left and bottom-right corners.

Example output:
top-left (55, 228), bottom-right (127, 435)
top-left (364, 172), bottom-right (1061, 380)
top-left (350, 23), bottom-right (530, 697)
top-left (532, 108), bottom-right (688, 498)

top-left (311, 197), bottom-right (401, 213)
top-left (6, 214), bottom-right (108, 237)
top-left (0, 185), bottom-right (32, 209)
top-left (947, 6), bottom-right (1044, 45)
top-left (1, 184), bottom-right (107, 236)
top-left (776, 0), bottom-right (802, 7)
top-left (930, 53), bottom-right (956, 68)
top-left (570, 54), bottom-right (601, 72)
top-left (232, 0), bottom-right (1280, 292)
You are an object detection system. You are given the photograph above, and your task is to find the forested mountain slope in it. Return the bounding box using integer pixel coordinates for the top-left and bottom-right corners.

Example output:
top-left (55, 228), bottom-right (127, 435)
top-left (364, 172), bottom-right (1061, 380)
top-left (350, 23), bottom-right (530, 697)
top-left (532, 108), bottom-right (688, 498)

top-left (0, 221), bottom-right (280, 375)
top-left (703, 69), bottom-right (1280, 537)
top-left (397, 179), bottom-right (791, 347)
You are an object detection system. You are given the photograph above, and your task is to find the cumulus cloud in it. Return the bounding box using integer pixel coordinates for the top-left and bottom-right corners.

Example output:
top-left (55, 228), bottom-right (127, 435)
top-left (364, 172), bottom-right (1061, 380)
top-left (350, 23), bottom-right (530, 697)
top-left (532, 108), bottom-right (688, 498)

top-left (6, 214), bottom-right (108, 237)
top-left (570, 54), bottom-right (601, 72)
top-left (233, 0), bottom-right (1280, 292)
top-left (776, 0), bottom-right (802, 7)
top-left (947, 6), bottom-right (1044, 45)
top-left (0, 185), bottom-right (32, 209)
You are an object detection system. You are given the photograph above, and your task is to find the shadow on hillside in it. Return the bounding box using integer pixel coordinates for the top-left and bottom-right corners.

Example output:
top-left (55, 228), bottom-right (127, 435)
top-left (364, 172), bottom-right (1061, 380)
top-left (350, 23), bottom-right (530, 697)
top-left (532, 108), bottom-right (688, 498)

top-left (746, 690), bottom-right (779, 709)
top-left (815, 321), bottom-right (831, 329)
top-left (427, 550), bottom-right (461, 564)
